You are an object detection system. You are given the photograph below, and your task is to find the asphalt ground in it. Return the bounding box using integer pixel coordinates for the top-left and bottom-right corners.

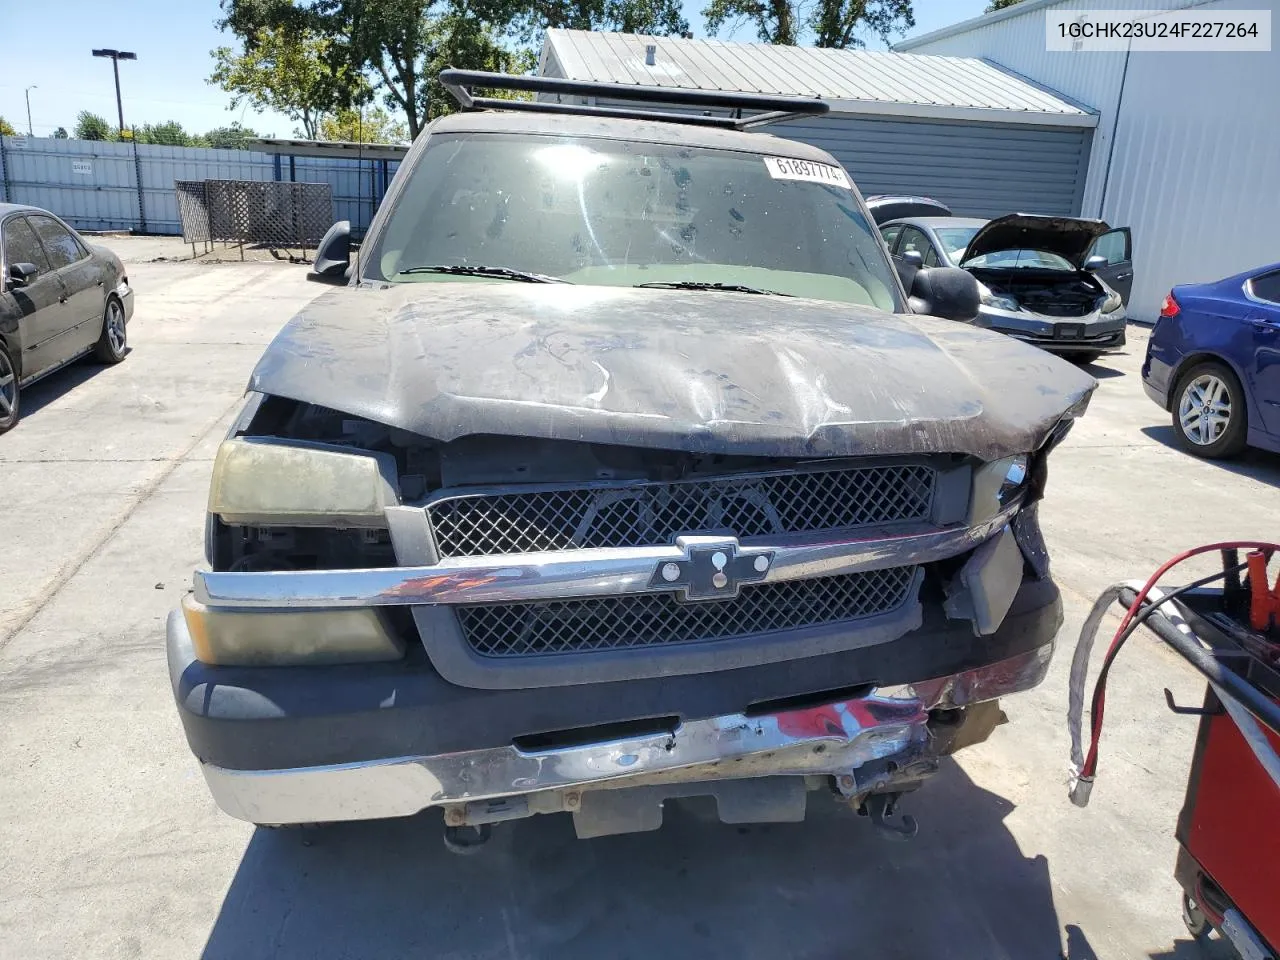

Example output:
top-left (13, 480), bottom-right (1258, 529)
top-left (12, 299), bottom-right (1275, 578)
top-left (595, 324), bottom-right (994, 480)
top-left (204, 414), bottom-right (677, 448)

top-left (2, 243), bottom-right (1277, 959)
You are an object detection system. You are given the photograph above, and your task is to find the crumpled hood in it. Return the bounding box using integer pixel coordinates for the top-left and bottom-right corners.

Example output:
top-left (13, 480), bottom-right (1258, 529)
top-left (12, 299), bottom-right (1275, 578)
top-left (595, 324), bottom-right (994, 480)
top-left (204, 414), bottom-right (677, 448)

top-left (961, 214), bottom-right (1113, 269)
top-left (248, 283), bottom-right (1095, 461)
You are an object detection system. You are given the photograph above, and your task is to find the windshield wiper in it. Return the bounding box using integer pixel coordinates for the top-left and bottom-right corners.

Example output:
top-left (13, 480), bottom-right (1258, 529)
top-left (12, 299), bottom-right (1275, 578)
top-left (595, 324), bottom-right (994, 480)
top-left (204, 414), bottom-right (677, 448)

top-left (634, 281), bottom-right (792, 296)
top-left (398, 265), bottom-right (568, 283)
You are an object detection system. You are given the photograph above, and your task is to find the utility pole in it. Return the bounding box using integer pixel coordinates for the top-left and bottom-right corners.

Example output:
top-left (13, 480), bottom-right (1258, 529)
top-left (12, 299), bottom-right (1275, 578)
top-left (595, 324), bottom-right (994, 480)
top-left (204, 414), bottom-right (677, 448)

top-left (91, 48), bottom-right (137, 135)
top-left (24, 86), bottom-right (36, 137)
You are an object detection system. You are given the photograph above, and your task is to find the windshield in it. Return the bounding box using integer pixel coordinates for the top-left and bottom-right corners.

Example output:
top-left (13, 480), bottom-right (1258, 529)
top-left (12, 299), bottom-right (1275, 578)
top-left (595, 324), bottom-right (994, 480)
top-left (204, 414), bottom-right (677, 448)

top-left (963, 249), bottom-right (1075, 270)
top-left (365, 132), bottom-right (901, 310)
top-left (934, 226), bottom-right (979, 265)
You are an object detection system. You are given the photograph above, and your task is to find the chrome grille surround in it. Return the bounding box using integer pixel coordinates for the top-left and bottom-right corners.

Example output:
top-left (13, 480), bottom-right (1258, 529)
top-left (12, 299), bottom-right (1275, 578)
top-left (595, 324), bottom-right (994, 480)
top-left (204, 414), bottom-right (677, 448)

top-left (425, 463), bottom-right (937, 559)
top-left (457, 565), bottom-right (918, 658)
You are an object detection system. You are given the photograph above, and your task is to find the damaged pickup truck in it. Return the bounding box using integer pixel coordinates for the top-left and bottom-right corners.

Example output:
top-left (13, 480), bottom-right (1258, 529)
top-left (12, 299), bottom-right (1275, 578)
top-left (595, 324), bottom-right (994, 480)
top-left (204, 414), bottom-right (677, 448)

top-left (167, 72), bottom-right (1096, 846)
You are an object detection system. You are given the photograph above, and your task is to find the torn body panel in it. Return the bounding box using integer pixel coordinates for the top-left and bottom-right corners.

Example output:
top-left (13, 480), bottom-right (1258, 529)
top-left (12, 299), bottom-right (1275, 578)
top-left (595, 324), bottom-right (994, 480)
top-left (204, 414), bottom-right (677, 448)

top-left (247, 283), bottom-right (1096, 463)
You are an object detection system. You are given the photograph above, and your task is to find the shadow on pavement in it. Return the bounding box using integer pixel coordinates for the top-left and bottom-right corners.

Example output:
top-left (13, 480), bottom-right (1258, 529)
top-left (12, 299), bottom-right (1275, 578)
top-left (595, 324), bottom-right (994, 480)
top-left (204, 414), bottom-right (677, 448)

top-left (1141, 425), bottom-right (1280, 485)
top-left (1078, 357), bottom-right (1128, 380)
top-left (203, 759), bottom-right (1074, 959)
top-left (16, 357), bottom-right (116, 420)
top-left (1149, 935), bottom-right (1238, 959)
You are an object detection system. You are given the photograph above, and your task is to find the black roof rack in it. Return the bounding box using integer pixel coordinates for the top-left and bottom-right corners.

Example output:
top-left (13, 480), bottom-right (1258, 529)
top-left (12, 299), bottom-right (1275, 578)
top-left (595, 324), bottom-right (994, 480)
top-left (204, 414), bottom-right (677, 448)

top-left (439, 69), bottom-right (830, 130)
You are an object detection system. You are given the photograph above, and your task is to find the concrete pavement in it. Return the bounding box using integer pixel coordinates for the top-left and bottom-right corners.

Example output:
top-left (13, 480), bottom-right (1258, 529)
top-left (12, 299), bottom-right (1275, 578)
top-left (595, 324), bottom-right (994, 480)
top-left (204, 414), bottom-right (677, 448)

top-left (1, 247), bottom-right (1275, 959)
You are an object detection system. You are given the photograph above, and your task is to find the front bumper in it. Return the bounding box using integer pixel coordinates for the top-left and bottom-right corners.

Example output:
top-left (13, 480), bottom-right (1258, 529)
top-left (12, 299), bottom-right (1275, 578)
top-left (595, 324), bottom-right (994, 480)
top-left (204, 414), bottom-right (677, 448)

top-left (170, 577), bottom-right (1062, 825)
top-left (977, 305), bottom-right (1127, 353)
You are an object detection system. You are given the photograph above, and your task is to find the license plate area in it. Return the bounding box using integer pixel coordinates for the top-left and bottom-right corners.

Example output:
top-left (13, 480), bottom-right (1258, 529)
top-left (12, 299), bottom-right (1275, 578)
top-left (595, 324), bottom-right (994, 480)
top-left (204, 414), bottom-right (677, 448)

top-left (1055, 323), bottom-right (1085, 340)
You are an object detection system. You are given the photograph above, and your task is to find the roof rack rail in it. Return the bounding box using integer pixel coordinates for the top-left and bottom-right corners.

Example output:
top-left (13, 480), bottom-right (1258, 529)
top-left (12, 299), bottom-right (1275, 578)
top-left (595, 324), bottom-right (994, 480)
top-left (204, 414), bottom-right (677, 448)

top-left (439, 69), bottom-right (829, 130)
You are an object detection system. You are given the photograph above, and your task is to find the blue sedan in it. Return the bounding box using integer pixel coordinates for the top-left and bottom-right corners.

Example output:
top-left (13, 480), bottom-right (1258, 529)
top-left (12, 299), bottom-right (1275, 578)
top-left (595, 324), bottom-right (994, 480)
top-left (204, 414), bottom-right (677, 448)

top-left (1142, 263), bottom-right (1280, 458)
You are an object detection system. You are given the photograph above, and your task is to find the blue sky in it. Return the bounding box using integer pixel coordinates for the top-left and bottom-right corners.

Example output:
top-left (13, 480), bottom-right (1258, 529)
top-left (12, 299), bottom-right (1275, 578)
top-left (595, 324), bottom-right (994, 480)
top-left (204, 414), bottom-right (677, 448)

top-left (0, 0), bottom-right (989, 139)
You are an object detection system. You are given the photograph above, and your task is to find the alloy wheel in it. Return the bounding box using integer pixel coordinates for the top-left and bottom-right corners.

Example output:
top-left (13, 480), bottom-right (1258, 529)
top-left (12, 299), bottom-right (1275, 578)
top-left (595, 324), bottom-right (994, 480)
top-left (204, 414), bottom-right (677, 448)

top-left (106, 300), bottom-right (126, 355)
top-left (1178, 374), bottom-right (1232, 446)
top-left (0, 350), bottom-right (15, 421)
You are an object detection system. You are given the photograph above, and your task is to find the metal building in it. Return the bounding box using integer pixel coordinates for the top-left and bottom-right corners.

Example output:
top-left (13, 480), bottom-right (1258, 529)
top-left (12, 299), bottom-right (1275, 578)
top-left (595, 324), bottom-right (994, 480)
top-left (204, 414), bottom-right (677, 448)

top-left (897, 0), bottom-right (1278, 321)
top-left (538, 29), bottom-right (1100, 219)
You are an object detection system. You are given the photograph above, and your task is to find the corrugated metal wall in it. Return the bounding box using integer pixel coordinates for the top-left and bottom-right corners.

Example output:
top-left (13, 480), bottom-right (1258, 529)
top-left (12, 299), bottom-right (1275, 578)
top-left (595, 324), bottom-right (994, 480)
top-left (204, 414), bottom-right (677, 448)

top-left (0, 137), bottom-right (399, 236)
top-left (1097, 9), bottom-right (1280, 322)
top-left (775, 115), bottom-right (1091, 217)
top-left (901, 0), bottom-right (1278, 322)
top-left (897, 0), bottom-right (1182, 218)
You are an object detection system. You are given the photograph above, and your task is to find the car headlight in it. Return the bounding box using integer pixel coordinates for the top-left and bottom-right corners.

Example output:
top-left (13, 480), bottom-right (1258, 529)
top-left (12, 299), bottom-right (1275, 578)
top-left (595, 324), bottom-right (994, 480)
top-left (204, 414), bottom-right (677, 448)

top-left (208, 437), bottom-right (399, 528)
top-left (181, 595), bottom-right (406, 666)
top-left (970, 454), bottom-right (1030, 523)
top-left (1100, 289), bottom-right (1123, 313)
top-left (977, 282), bottom-right (1019, 312)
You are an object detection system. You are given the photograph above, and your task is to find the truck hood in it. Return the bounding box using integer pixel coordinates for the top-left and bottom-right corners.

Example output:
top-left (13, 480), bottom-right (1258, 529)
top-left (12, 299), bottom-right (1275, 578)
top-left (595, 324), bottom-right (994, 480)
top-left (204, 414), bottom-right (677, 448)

top-left (248, 283), bottom-right (1095, 461)
top-left (961, 214), bottom-right (1113, 269)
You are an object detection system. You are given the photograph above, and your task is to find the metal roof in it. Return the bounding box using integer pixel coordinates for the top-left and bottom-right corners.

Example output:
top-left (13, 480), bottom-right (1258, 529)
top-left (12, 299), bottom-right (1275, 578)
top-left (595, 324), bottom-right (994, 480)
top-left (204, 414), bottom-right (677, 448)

top-left (895, 0), bottom-right (1074, 51)
top-left (542, 29), bottom-right (1097, 127)
top-left (255, 138), bottom-right (409, 161)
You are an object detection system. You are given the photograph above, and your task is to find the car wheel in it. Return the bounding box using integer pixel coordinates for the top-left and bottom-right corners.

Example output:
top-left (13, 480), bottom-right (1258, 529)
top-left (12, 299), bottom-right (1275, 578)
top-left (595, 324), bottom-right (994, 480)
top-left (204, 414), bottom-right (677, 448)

top-left (1173, 361), bottom-right (1248, 459)
top-left (93, 295), bottom-right (127, 363)
top-left (0, 342), bottom-right (19, 435)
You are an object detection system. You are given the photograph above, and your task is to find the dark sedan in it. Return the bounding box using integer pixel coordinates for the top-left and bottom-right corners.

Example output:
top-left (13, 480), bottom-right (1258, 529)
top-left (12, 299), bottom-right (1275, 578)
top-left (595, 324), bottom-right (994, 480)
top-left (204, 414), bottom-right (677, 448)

top-left (1142, 263), bottom-right (1280, 459)
top-left (0, 203), bottom-right (133, 433)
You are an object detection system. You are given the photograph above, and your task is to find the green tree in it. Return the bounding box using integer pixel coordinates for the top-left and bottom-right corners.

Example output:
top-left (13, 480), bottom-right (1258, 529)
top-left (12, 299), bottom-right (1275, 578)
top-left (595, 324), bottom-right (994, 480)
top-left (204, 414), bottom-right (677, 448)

top-left (52, 126), bottom-right (69, 139)
top-left (703, 0), bottom-right (913, 48)
top-left (203, 122), bottom-right (261, 149)
top-left (319, 106), bottom-right (409, 142)
top-left (134, 120), bottom-right (200, 146)
top-left (985, 0), bottom-right (1022, 10)
top-left (0, 116), bottom-right (16, 137)
top-left (218, 0), bottom-right (690, 140)
top-left (74, 111), bottom-right (116, 141)
top-left (211, 25), bottom-right (354, 139)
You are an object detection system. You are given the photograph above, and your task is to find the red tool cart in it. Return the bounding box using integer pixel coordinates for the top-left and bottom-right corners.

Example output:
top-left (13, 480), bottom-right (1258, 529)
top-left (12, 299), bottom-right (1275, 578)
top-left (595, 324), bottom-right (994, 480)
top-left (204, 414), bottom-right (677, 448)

top-left (1069, 545), bottom-right (1280, 960)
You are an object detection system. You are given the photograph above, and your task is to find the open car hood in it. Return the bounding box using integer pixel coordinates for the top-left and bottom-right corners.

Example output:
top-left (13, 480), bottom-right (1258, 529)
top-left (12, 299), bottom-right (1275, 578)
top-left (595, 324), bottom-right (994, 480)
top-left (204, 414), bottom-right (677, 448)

top-left (960, 214), bottom-right (1113, 268)
top-left (865, 195), bottom-right (953, 226)
top-left (249, 283), bottom-right (1095, 462)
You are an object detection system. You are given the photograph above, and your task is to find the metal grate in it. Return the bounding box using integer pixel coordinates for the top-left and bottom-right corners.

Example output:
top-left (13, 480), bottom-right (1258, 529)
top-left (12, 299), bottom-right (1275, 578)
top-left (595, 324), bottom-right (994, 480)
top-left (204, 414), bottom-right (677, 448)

top-left (457, 566), bottom-right (918, 658)
top-left (174, 179), bottom-right (333, 246)
top-left (427, 464), bottom-right (935, 559)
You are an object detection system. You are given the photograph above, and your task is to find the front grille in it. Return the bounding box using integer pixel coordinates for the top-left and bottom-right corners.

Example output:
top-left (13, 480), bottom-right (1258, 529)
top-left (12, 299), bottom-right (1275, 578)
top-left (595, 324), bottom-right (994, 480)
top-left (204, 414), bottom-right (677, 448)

top-left (457, 566), bottom-right (918, 658)
top-left (427, 464), bottom-right (935, 559)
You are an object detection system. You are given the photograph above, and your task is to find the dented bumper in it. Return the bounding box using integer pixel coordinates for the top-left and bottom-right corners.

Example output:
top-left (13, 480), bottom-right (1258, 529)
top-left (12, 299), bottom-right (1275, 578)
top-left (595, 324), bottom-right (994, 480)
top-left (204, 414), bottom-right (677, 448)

top-left (169, 578), bottom-right (1061, 827)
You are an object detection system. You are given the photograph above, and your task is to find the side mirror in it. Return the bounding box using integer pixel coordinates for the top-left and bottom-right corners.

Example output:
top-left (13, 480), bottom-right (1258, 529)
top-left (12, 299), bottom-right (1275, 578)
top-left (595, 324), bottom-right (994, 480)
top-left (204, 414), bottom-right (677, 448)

top-left (893, 249), bottom-right (924, 290)
top-left (1083, 254), bottom-right (1108, 272)
top-left (7, 262), bottom-right (40, 288)
top-left (309, 220), bottom-right (352, 285)
top-left (909, 266), bottom-right (981, 324)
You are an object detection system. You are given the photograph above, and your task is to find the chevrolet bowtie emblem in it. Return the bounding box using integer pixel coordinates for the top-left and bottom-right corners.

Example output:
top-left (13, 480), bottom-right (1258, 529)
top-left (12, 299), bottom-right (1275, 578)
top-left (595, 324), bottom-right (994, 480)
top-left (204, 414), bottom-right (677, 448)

top-left (650, 536), bottom-right (775, 601)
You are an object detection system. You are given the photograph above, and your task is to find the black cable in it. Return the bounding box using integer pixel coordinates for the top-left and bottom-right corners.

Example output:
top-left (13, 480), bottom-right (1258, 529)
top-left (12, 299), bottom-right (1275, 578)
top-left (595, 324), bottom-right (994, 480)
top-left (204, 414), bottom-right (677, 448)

top-left (1088, 564), bottom-right (1245, 740)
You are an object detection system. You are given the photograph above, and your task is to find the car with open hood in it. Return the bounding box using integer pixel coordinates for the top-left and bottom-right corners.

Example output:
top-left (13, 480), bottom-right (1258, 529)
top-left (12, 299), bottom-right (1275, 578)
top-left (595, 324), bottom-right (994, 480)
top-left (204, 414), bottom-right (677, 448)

top-left (869, 196), bottom-right (1133, 363)
top-left (167, 71), bottom-right (1095, 848)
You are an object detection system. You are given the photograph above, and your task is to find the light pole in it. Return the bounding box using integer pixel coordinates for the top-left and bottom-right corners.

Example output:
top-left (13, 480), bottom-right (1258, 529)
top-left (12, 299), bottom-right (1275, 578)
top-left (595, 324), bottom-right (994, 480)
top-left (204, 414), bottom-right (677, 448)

top-left (24, 85), bottom-right (36, 137)
top-left (91, 48), bottom-right (137, 135)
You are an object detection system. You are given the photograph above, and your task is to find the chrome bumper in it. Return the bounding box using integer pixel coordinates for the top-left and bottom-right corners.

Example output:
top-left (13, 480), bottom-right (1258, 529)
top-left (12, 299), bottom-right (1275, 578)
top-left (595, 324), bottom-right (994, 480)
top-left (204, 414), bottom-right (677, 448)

top-left (200, 645), bottom-right (1052, 826)
top-left (194, 502), bottom-right (1022, 610)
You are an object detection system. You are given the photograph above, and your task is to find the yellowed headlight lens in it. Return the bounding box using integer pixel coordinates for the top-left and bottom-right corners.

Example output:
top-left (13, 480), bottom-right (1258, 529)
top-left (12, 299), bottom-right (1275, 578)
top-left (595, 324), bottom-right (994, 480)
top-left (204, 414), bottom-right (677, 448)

top-left (182, 594), bottom-right (405, 666)
top-left (208, 438), bottom-right (398, 528)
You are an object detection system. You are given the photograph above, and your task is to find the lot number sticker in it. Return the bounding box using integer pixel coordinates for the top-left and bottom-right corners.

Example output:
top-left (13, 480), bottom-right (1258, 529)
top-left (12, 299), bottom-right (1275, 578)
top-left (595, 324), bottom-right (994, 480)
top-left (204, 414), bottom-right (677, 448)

top-left (72, 160), bottom-right (93, 176)
top-left (763, 156), bottom-right (851, 189)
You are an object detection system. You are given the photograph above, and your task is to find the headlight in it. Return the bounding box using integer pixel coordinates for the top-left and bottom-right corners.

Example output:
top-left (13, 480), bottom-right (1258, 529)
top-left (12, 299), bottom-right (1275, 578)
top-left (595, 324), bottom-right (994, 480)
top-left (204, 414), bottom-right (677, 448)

top-left (970, 454), bottom-right (1030, 523)
top-left (182, 595), bottom-right (405, 666)
top-left (977, 282), bottom-right (1018, 312)
top-left (1100, 289), bottom-right (1123, 313)
top-left (208, 438), bottom-right (399, 528)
